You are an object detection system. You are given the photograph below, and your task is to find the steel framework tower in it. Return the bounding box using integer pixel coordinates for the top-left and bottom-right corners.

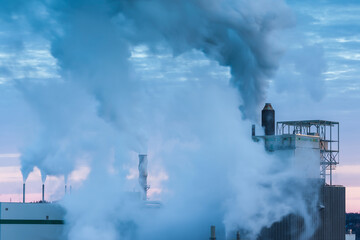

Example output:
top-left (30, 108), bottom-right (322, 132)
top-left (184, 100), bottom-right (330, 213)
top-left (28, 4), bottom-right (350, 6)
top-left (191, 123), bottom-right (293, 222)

top-left (276, 120), bottom-right (340, 185)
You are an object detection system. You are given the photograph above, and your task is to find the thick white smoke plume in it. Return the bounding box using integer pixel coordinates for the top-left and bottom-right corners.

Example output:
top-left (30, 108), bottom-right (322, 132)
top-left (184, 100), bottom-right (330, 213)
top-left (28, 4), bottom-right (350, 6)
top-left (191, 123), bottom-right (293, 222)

top-left (0, 0), bottom-right (325, 239)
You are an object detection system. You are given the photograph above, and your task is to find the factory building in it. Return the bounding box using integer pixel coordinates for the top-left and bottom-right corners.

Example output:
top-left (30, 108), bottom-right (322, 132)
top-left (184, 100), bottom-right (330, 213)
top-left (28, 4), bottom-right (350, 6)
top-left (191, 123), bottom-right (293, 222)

top-left (0, 202), bottom-right (64, 240)
top-left (0, 154), bottom-right (158, 240)
top-left (0, 103), bottom-right (346, 240)
top-left (253, 103), bottom-right (345, 240)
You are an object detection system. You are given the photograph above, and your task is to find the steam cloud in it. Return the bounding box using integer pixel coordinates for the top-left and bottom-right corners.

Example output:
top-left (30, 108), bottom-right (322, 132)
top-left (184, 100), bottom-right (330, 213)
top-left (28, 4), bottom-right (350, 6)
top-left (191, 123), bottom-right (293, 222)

top-left (0, 0), bottom-right (324, 239)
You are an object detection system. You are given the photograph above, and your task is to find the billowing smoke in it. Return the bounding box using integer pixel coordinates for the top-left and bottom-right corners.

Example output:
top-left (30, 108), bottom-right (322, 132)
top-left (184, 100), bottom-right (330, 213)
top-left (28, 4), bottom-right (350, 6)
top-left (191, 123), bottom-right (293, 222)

top-left (0, 0), bottom-right (325, 239)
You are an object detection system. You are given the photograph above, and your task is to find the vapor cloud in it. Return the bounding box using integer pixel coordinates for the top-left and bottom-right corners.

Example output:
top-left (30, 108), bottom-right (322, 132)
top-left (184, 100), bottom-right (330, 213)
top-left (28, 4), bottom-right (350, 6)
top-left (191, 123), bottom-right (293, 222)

top-left (0, 0), bottom-right (326, 239)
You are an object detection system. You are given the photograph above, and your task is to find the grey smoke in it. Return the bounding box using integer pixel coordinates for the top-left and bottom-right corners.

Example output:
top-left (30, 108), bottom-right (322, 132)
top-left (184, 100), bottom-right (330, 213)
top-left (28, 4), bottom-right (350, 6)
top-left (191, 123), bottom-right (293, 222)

top-left (0, 0), bottom-right (326, 239)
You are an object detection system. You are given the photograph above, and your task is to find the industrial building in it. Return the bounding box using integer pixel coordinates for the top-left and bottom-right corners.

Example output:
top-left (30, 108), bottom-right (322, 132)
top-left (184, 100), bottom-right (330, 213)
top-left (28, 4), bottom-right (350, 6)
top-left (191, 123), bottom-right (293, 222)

top-left (0, 154), bottom-right (156, 240)
top-left (252, 103), bottom-right (345, 240)
top-left (0, 202), bottom-right (64, 240)
top-left (0, 103), bottom-right (346, 240)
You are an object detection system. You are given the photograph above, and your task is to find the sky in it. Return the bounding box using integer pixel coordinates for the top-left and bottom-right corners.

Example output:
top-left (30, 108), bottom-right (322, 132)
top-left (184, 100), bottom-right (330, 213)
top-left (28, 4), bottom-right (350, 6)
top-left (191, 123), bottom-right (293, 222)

top-left (0, 0), bottom-right (359, 214)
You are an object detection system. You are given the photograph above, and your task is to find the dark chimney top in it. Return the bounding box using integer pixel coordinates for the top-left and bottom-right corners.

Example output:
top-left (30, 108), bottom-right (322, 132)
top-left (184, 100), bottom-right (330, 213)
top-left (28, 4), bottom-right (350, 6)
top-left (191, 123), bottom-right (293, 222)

top-left (262, 103), bottom-right (275, 135)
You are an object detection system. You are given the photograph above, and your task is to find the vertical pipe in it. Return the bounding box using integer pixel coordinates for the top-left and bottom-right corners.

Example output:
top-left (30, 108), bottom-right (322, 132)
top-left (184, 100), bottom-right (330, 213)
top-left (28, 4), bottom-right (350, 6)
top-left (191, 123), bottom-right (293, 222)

top-left (65, 185), bottom-right (67, 195)
top-left (23, 183), bottom-right (25, 203)
top-left (42, 184), bottom-right (45, 202)
top-left (338, 123), bottom-right (340, 163)
top-left (252, 124), bottom-right (255, 137)
top-left (210, 226), bottom-right (216, 240)
top-left (330, 124), bottom-right (333, 185)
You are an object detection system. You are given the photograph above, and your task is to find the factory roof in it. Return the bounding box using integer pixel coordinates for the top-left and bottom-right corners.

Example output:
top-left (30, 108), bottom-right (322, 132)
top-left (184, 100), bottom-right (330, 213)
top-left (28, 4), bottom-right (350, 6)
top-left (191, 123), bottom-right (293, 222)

top-left (277, 120), bottom-right (339, 126)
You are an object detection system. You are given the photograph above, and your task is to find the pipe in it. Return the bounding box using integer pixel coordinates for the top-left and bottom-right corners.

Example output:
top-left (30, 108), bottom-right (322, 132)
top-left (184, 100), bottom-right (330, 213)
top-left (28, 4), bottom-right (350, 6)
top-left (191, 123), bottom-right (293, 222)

top-left (65, 185), bottom-right (67, 195)
top-left (210, 226), bottom-right (216, 240)
top-left (252, 124), bottom-right (256, 136)
top-left (42, 184), bottom-right (45, 202)
top-left (22, 183), bottom-right (25, 203)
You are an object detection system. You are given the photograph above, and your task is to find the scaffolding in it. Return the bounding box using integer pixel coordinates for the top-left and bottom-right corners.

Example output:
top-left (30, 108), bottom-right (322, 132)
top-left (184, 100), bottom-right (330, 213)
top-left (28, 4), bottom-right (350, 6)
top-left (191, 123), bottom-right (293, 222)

top-left (276, 120), bottom-right (340, 185)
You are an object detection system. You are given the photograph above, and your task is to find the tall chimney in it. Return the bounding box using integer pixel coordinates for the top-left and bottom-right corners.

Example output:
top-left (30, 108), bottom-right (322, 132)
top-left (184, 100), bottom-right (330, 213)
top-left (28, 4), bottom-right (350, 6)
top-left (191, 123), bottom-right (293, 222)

top-left (23, 183), bottom-right (25, 203)
top-left (261, 103), bottom-right (275, 135)
top-left (65, 185), bottom-right (67, 195)
top-left (210, 226), bottom-right (216, 240)
top-left (236, 231), bottom-right (241, 240)
top-left (42, 184), bottom-right (45, 202)
top-left (138, 154), bottom-right (149, 200)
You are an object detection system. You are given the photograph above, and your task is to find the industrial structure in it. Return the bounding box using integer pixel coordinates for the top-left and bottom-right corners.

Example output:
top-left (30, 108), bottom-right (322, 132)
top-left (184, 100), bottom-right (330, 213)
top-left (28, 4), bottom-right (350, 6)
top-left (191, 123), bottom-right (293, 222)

top-left (138, 154), bottom-right (150, 200)
top-left (253, 103), bottom-right (345, 240)
top-left (0, 180), bottom-right (65, 239)
top-left (0, 103), bottom-right (346, 240)
top-left (276, 120), bottom-right (339, 185)
top-left (0, 154), bottom-right (156, 240)
top-left (0, 202), bottom-right (64, 240)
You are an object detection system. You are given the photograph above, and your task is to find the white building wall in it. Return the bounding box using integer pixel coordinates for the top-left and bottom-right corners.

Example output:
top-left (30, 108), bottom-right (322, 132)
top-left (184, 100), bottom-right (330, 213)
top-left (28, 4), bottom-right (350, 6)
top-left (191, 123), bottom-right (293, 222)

top-left (345, 234), bottom-right (356, 240)
top-left (259, 134), bottom-right (321, 178)
top-left (0, 202), bottom-right (64, 240)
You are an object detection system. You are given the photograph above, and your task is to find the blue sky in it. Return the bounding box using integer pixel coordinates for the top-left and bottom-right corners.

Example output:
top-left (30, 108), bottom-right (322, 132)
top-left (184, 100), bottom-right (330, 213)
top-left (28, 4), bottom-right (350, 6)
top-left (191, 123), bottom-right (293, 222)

top-left (0, 0), bottom-right (359, 211)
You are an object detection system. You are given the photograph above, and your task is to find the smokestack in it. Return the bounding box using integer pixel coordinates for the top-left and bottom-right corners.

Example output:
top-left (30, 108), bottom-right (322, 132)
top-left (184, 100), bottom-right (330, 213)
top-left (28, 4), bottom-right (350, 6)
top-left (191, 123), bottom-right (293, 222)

top-left (23, 183), bottom-right (25, 203)
top-left (138, 154), bottom-right (149, 200)
top-left (261, 103), bottom-right (275, 135)
top-left (236, 231), bottom-right (241, 240)
top-left (42, 184), bottom-right (45, 202)
top-left (252, 124), bottom-right (256, 136)
top-left (210, 226), bottom-right (216, 240)
top-left (65, 185), bottom-right (67, 195)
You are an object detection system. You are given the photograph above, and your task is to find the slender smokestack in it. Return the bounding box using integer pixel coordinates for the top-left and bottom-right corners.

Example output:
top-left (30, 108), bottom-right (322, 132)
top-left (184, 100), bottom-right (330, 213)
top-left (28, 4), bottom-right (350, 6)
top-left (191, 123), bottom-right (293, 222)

top-left (138, 154), bottom-right (149, 200)
top-left (261, 103), bottom-right (275, 135)
top-left (42, 184), bottom-right (45, 202)
top-left (210, 226), bottom-right (216, 240)
top-left (65, 185), bottom-right (67, 195)
top-left (23, 183), bottom-right (25, 203)
top-left (236, 231), bottom-right (241, 240)
top-left (252, 124), bottom-right (256, 136)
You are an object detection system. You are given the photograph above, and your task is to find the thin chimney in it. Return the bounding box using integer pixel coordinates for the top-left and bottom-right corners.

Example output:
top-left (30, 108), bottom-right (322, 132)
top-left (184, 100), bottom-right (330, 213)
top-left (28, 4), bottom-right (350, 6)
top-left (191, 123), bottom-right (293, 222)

top-left (236, 231), bottom-right (241, 240)
top-left (210, 226), bottom-right (216, 240)
top-left (22, 183), bottom-right (25, 203)
top-left (42, 184), bottom-right (45, 202)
